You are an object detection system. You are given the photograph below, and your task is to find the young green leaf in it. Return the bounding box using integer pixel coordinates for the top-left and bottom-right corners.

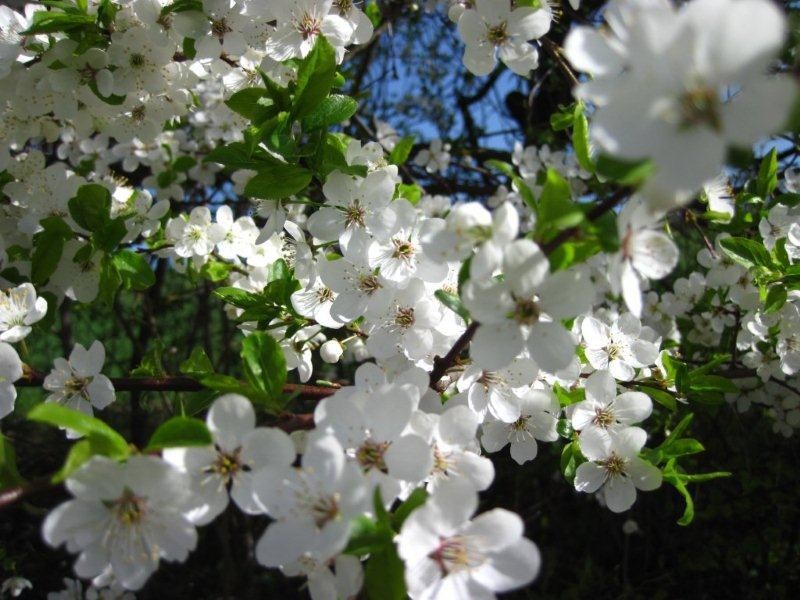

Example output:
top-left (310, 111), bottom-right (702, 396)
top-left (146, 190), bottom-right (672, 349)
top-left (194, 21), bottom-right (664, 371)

top-left (28, 404), bottom-right (130, 459)
top-left (144, 417), bottom-right (213, 451)
top-left (240, 332), bottom-right (287, 403)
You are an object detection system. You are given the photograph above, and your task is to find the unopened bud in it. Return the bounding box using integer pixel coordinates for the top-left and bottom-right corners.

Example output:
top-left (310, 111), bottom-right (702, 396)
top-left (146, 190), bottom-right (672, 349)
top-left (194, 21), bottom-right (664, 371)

top-left (320, 339), bottom-right (344, 363)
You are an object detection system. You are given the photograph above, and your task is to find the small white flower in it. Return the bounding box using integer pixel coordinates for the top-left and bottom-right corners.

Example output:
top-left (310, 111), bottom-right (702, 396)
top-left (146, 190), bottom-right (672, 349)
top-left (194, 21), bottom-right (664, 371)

top-left (397, 479), bottom-right (541, 599)
top-left (610, 200), bottom-right (679, 317)
top-left (43, 456), bottom-right (199, 591)
top-left (480, 388), bottom-right (560, 465)
top-left (0, 341), bottom-right (23, 420)
top-left (457, 0), bottom-right (551, 76)
top-left (0, 283), bottom-right (47, 343)
top-left (574, 427), bottom-right (662, 513)
top-left (571, 369), bottom-right (652, 455)
top-left (581, 313), bottom-right (660, 381)
top-left (252, 433), bottom-right (372, 573)
top-left (43, 341), bottom-right (115, 428)
top-left (163, 394), bottom-right (296, 525)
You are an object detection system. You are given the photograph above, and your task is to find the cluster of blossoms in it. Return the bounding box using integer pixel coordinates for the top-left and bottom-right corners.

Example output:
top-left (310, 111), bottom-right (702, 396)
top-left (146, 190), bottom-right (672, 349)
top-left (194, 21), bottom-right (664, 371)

top-left (0, 0), bottom-right (798, 598)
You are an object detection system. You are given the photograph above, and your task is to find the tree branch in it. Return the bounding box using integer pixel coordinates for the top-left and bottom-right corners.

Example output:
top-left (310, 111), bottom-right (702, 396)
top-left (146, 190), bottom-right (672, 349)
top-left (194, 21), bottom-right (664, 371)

top-left (17, 373), bottom-right (339, 397)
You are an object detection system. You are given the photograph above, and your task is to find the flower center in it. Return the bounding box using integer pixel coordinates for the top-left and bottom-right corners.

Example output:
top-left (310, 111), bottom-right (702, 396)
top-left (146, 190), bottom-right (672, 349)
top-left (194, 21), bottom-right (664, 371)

top-left (64, 376), bottom-right (90, 395)
top-left (430, 535), bottom-right (484, 575)
top-left (211, 18), bottom-right (232, 38)
top-left (394, 307), bottom-right (415, 328)
top-left (512, 298), bottom-right (540, 325)
top-left (344, 201), bottom-right (366, 228)
top-left (334, 0), bottom-right (353, 14)
top-left (486, 22), bottom-right (508, 46)
top-left (129, 53), bottom-right (146, 68)
top-left (310, 494), bottom-right (340, 528)
top-left (355, 439), bottom-right (389, 472)
top-left (296, 12), bottom-right (321, 39)
top-left (357, 273), bottom-right (381, 295)
top-left (210, 447), bottom-right (246, 482)
top-left (112, 489), bottom-right (147, 525)
top-left (477, 370), bottom-right (502, 390)
top-left (678, 85), bottom-right (721, 132)
top-left (599, 453), bottom-right (627, 476)
top-left (593, 406), bottom-right (615, 428)
top-left (392, 238), bottom-right (415, 262)
top-left (316, 286), bottom-right (335, 303)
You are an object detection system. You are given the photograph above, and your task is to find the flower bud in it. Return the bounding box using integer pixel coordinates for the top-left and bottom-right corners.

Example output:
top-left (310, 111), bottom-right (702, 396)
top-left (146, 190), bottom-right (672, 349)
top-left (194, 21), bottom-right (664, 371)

top-left (320, 339), bottom-right (344, 363)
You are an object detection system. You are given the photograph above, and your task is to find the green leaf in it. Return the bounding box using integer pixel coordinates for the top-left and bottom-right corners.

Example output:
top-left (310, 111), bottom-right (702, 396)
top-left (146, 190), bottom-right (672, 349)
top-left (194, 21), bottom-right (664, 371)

top-left (160, 0), bottom-right (203, 15)
top-left (303, 94), bottom-right (358, 130)
top-left (560, 441), bottom-right (583, 483)
top-left (244, 164), bottom-right (313, 199)
top-left (180, 347), bottom-right (215, 377)
top-left (595, 154), bottom-right (653, 185)
top-left (225, 87), bottom-right (276, 123)
top-left (201, 260), bottom-right (232, 282)
top-left (145, 417), bottom-right (213, 451)
top-left (763, 285), bottom-right (787, 314)
top-left (240, 332), bottom-right (287, 405)
top-left (661, 438), bottom-right (705, 459)
top-left (292, 37), bottom-right (337, 120)
top-left (69, 184), bottom-right (112, 232)
top-left (537, 169), bottom-right (583, 236)
top-left (93, 217), bottom-right (127, 252)
top-left (22, 10), bottom-right (96, 35)
top-left (0, 434), bottom-right (22, 489)
top-left (364, 544), bottom-right (407, 600)
top-left (553, 383), bottom-right (584, 407)
top-left (28, 404), bottom-right (130, 459)
top-left (719, 236), bottom-right (774, 270)
top-left (199, 373), bottom-right (249, 394)
top-left (214, 287), bottom-right (261, 308)
top-left (391, 488), bottom-right (428, 530)
top-left (345, 515), bottom-right (394, 556)
top-left (688, 374), bottom-right (738, 394)
top-left (680, 470), bottom-right (731, 483)
top-left (31, 229), bottom-right (66, 285)
top-left (388, 136), bottom-right (415, 166)
top-left (556, 418), bottom-right (573, 439)
top-left (756, 148), bottom-right (778, 199)
top-left (204, 143), bottom-right (286, 170)
top-left (550, 103), bottom-right (576, 131)
top-left (52, 439), bottom-right (94, 483)
top-left (434, 290), bottom-right (470, 322)
top-left (572, 103), bottom-right (594, 173)
top-left (365, 0), bottom-right (381, 26)
top-left (396, 183), bottom-right (422, 204)
top-left (664, 470), bottom-right (695, 526)
top-left (484, 159), bottom-right (516, 177)
top-left (131, 340), bottom-right (166, 378)
top-left (639, 385), bottom-right (677, 411)
top-left (112, 251), bottom-right (155, 290)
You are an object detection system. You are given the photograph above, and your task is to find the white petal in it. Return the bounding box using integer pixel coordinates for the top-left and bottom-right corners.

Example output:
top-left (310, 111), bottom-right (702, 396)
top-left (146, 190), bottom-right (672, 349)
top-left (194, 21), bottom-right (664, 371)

top-left (207, 394), bottom-right (255, 452)
top-left (603, 475), bottom-right (637, 513)
top-left (384, 434), bottom-right (433, 482)
top-left (574, 462), bottom-right (607, 494)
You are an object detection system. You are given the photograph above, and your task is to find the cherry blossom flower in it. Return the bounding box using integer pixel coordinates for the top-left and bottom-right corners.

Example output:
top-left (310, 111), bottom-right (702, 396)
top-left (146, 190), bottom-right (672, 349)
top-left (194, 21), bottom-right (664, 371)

top-left (163, 394), bottom-right (296, 525)
top-left (43, 456), bottom-right (199, 590)
top-left (0, 283), bottom-right (47, 343)
top-left (397, 479), bottom-right (541, 599)
top-left (480, 388), bottom-right (560, 465)
top-left (43, 341), bottom-right (115, 424)
top-left (457, 0), bottom-right (551, 76)
top-left (574, 427), bottom-right (662, 513)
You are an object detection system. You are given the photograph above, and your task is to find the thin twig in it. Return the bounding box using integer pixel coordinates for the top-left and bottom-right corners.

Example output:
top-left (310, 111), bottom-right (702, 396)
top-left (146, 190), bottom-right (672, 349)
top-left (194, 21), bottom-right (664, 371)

top-left (17, 372), bottom-right (339, 397)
